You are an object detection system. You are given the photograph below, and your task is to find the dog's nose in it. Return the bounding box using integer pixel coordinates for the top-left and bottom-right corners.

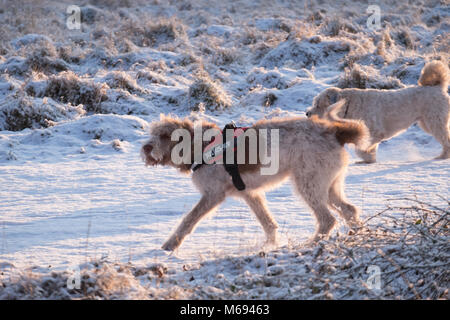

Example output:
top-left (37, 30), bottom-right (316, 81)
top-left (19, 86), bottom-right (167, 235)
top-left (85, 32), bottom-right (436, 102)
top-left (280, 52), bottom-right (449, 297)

top-left (143, 144), bottom-right (153, 154)
top-left (306, 111), bottom-right (311, 117)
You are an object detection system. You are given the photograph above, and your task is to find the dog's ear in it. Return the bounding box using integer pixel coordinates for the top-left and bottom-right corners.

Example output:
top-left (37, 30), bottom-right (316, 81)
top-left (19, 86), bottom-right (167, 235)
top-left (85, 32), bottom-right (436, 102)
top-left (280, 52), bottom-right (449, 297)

top-left (181, 118), bottom-right (194, 133)
top-left (326, 88), bottom-right (340, 105)
top-left (325, 99), bottom-right (346, 121)
top-left (159, 113), bottom-right (167, 121)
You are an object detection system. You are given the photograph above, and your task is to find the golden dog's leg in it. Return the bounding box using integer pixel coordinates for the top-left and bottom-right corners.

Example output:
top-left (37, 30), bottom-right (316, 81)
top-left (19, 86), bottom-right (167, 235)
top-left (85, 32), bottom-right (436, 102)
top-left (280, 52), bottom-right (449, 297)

top-left (328, 171), bottom-right (361, 228)
top-left (162, 194), bottom-right (225, 251)
top-left (291, 170), bottom-right (337, 241)
top-left (242, 192), bottom-right (279, 245)
top-left (420, 116), bottom-right (450, 160)
top-left (356, 143), bottom-right (378, 163)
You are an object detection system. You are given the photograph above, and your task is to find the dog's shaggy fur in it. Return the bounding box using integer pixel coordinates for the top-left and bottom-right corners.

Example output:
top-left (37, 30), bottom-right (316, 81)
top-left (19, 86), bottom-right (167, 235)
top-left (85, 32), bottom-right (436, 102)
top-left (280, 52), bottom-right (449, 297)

top-left (141, 103), bottom-right (369, 251)
top-left (307, 61), bottom-right (450, 163)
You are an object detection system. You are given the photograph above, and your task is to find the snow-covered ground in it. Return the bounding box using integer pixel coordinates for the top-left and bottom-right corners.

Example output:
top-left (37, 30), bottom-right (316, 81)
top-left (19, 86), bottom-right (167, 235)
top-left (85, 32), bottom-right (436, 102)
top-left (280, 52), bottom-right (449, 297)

top-left (0, 0), bottom-right (448, 299)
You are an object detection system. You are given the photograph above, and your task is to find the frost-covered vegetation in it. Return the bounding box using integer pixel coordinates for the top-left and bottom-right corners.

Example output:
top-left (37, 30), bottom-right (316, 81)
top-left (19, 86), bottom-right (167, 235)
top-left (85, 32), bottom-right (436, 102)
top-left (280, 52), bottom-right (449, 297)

top-left (0, 0), bottom-right (448, 300)
top-left (1, 200), bottom-right (448, 299)
top-left (1, 0), bottom-right (448, 131)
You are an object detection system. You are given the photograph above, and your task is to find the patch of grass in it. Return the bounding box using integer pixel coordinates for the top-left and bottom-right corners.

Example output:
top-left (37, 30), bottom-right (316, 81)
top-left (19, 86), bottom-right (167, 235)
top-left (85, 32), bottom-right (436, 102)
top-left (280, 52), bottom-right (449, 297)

top-left (26, 50), bottom-right (69, 74)
top-left (136, 69), bottom-right (167, 85)
top-left (122, 17), bottom-right (187, 48)
top-left (212, 47), bottom-right (237, 66)
top-left (395, 29), bottom-right (415, 50)
top-left (0, 93), bottom-right (84, 131)
top-left (322, 17), bottom-right (357, 37)
top-left (104, 71), bottom-right (146, 94)
top-left (43, 71), bottom-right (108, 113)
top-left (188, 71), bottom-right (232, 110)
top-left (338, 64), bottom-right (404, 89)
top-left (263, 93), bottom-right (277, 107)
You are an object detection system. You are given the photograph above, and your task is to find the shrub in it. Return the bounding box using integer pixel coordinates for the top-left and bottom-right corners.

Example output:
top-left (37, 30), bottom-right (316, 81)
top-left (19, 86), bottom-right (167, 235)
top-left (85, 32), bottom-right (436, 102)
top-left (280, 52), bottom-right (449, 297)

top-left (136, 69), bottom-right (167, 85)
top-left (322, 17), bottom-right (357, 37)
top-left (212, 47), bottom-right (237, 66)
top-left (0, 94), bottom-right (84, 131)
top-left (395, 29), bottom-right (415, 49)
top-left (26, 50), bottom-right (69, 74)
top-left (124, 18), bottom-right (187, 48)
top-left (104, 71), bottom-right (146, 93)
top-left (187, 72), bottom-right (231, 110)
top-left (337, 64), bottom-right (404, 89)
top-left (43, 71), bottom-right (108, 112)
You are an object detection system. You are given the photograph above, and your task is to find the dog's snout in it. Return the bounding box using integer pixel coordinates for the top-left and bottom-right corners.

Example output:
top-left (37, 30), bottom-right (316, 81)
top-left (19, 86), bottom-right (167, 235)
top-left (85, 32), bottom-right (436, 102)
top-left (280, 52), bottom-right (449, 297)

top-left (143, 144), bottom-right (153, 154)
top-left (306, 111), bottom-right (311, 117)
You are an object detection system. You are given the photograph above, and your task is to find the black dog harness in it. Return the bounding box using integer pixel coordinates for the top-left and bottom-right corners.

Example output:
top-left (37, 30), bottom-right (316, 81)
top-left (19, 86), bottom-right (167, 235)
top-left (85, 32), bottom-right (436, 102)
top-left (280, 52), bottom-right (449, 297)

top-left (192, 123), bottom-right (247, 191)
top-left (342, 101), bottom-right (350, 118)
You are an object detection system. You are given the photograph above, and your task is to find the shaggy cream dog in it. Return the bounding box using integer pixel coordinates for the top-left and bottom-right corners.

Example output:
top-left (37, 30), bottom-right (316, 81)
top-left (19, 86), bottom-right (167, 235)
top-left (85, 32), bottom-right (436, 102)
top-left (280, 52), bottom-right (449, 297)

top-left (141, 103), bottom-right (368, 251)
top-left (306, 61), bottom-right (450, 163)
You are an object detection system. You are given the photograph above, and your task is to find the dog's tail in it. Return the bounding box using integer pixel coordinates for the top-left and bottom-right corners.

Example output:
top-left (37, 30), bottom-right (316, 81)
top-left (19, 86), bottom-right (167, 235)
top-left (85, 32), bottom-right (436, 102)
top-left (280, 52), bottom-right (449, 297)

top-left (418, 60), bottom-right (449, 89)
top-left (325, 99), bottom-right (370, 149)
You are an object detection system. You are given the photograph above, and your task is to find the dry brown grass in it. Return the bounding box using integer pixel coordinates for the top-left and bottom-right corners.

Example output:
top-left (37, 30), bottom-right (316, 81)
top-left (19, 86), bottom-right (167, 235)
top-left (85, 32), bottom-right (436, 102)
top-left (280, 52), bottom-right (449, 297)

top-left (187, 70), bottom-right (232, 110)
top-left (338, 64), bottom-right (404, 89)
top-left (43, 71), bottom-right (108, 112)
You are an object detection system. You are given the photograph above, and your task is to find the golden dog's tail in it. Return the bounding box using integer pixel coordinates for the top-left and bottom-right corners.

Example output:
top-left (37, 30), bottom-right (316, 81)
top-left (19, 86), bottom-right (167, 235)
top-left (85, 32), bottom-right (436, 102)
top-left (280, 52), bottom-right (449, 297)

top-left (324, 99), bottom-right (370, 149)
top-left (418, 60), bottom-right (449, 89)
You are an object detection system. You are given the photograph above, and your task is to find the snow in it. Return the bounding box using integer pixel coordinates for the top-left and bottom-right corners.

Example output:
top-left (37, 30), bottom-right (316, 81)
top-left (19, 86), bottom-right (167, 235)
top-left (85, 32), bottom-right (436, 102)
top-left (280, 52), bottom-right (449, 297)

top-left (10, 34), bottom-right (54, 50)
top-left (0, 0), bottom-right (448, 299)
top-left (206, 25), bottom-right (235, 37)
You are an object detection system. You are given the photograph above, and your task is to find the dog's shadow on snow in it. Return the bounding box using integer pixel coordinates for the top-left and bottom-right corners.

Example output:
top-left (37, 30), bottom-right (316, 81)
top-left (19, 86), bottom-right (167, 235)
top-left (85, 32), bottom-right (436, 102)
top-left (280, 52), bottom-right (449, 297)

top-left (347, 159), bottom-right (436, 182)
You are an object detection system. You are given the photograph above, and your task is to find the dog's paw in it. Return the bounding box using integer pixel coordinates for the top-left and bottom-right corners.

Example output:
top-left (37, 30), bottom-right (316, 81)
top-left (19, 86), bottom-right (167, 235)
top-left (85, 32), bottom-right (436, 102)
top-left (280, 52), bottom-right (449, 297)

top-left (310, 232), bottom-right (331, 243)
top-left (347, 218), bottom-right (363, 229)
top-left (434, 153), bottom-right (450, 160)
top-left (161, 243), bottom-right (175, 252)
top-left (262, 234), bottom-right (279, 250)
top-left (162, 237), bottom-right (181, 251)
top-left (146, 248), bottom-right (173, 258)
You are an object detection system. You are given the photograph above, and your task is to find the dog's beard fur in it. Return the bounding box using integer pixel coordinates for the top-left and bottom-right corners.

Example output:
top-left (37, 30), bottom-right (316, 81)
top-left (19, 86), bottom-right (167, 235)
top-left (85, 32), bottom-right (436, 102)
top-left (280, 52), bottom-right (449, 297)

top-left (140, 147), bottom-right (165, 167)
top-left (141, 134), bottom-right (189, 172)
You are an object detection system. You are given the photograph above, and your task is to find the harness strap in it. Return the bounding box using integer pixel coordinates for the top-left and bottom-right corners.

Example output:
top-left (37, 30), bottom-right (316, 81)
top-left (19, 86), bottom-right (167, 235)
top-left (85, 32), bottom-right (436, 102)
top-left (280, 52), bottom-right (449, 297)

top-left (343, 101), bottom-right (350, 118)
top-left (191, 123), bottom-right (247, 191)
top-left (222, 123), bottom-right (246, 191)
top-left (191, 162), bottom-right (203, 171)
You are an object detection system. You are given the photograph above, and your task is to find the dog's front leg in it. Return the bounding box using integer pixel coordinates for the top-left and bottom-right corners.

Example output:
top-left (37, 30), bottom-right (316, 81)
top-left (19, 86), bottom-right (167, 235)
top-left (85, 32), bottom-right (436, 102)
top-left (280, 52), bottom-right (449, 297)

top-left (242, 192), bottom-right (279, 245)
top-left (162, 194), bottom-right (225, 251)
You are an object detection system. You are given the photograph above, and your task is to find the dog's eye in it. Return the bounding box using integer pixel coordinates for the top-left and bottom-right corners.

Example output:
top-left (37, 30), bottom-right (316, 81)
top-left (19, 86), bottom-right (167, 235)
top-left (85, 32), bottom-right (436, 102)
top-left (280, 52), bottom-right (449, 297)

top-left (160, 133), bottom-right (170, 140)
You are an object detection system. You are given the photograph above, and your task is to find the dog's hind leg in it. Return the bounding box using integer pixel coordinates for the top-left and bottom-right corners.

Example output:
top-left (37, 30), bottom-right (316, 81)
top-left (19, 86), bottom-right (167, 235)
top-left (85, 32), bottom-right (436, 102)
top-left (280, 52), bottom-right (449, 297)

top-left (242, 192), bottom-right (279, 245)
top-left (355, 143), bottom-right (378, 163)
top-left (328, 171), bottom-right (361, 228)
top-left (291, 169), bottom-right (337, 241)
top-left (162, 194), bottom-right (225, 251)
top-left (418, 119), bottom-right (431, 134)
top-left (420, 115), bottom-right (450, 159)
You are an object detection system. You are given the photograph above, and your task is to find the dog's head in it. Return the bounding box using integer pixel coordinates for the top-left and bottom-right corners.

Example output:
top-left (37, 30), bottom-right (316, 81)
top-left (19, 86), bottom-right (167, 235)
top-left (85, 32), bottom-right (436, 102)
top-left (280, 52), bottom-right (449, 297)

top-left (141, 114), bottom-right (219, 172)
top-left (306, 87), bottom-right (341, 118)
top-left (141, 114), bottom-right (194, 169)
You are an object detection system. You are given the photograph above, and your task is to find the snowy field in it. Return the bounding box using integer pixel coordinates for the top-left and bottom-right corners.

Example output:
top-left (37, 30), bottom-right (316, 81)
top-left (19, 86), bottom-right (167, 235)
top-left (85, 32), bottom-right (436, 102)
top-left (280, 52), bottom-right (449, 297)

top-left (0, 0), bottom-right (448, 299)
